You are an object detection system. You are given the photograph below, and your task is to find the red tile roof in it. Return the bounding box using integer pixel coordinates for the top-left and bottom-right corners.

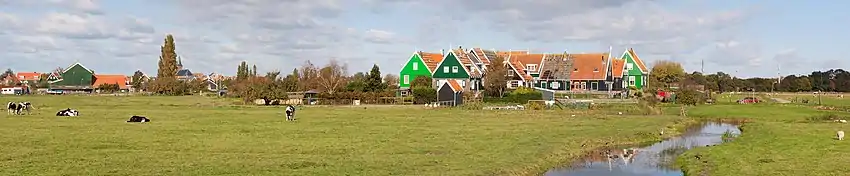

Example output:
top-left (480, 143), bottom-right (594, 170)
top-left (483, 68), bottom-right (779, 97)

top-left (612, 59), bottom-right (625, 78)
top-left (570, 53), bottom-right (608, 80)
top-left (16, 72), bottom-right (41, 81)
top-left (93, 75), bottom-right (128, 89)
top-left (472, 48), bottom-right (491, 64)
top-left (447, 79), bottom-right (462, 92)
top-left (508, 59), bottom-right (533, 81)
top-left (497, 51), bottom-right (529, 56)
top-left (509, 54), bottom-right (545, 72)
top-left (628, 48), bottom-right (648, 72)
top-left (419, 52), bottom-right (443, 72)
top-left (453, 49), bottom-right (473, 65)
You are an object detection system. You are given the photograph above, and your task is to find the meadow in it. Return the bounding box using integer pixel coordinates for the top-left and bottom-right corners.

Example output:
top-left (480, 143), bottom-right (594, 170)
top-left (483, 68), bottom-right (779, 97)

top-left (679, 103), bottom-right (850, 175)
top-left (0, 95), bottom-right (685, 176)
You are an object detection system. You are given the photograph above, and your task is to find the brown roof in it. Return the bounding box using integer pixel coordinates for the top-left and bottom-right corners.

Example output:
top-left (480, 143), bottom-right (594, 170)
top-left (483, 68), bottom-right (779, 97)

top-left (93, 75), bottom-right (129, 89)
top-left (509, 54), bottom-right (545, 72)
top-left (569, 53), bottom-right (608, 80)
top-left (418, 52), bottom-right (443, 72)
top-left (446, 79), bottom-right (463, 92)
top-left (612, 59), bottom-right (625, 78)
top-left (628, 48), bottom-right (648, 72)
top-left (496, 51), bottom-right (529, 56)
top-left (508, 60), bottom-right (533, 81)
top-left (472, 48), bottom-right (491, 64)
top-left (453, 49), bottom-right (473, 65)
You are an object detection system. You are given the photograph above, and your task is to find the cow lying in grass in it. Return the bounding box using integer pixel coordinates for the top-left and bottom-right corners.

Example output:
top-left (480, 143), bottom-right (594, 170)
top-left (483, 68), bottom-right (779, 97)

top-left (56, 108), bottom-right (79, 116)
top-left (127, 116), bottom-right (150, 123)
top-left (7, 102), bottom-right (33, 115)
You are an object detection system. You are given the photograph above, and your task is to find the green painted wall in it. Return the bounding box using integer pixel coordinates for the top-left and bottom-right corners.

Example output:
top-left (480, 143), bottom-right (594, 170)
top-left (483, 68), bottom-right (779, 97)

top-left (432, 51), bottom-right (469, 79)
top-left (399, 53), bottom-right (433, 88)
top-left (55, 64), bottom-right (93, 86)
top-left (621, 52), bottom-right (647, 89)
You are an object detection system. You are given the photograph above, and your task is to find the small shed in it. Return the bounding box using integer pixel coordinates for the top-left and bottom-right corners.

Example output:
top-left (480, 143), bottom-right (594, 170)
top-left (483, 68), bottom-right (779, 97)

top-left (436, 80), bottom-right (463, 106)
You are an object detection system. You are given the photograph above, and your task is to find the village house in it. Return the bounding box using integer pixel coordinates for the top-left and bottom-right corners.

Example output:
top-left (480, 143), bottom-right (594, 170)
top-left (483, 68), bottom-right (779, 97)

top-left (48, 62), bottom-right (130, 93)
top-left (398, 51), bottom-right (442, 96)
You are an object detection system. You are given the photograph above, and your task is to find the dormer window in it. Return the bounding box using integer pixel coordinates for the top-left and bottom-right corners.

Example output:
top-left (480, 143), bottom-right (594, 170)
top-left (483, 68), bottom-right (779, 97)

top-left (573, 68), bottom-right (578, 72)
top-left (593, 68), bottom-right (599, 72)
top-left (526, 64), bottom-right (537, 72)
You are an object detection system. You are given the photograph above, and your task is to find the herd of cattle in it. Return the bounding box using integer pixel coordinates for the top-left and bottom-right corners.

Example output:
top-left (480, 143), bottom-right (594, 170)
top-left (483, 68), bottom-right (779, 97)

top-left (6, 101), bottom-right (298, 122)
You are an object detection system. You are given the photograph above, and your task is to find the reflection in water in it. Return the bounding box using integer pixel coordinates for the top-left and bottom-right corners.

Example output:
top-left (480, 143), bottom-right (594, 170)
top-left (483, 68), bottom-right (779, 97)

top-left (545, 122), bottom-right (741, 176)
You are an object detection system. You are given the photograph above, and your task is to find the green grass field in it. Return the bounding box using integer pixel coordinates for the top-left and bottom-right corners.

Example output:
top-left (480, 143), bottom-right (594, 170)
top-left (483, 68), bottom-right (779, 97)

top-left (0, 95), bottom-right (687, 176)
top-left (679, 104), bottom-right (850, 175)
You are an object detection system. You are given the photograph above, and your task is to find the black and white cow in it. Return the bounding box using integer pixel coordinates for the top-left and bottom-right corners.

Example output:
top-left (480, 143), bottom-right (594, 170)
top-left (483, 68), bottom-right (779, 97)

top-left (285, 105), bottom-right (296, 121)
top-left (7, 102), bottom-right (17, 115)
top-left (127, 115), bottom-right (150, 123)
top-left (56, 108), bottom-right (79, 116)
top-left (7, 102), bottom-right (33, 115)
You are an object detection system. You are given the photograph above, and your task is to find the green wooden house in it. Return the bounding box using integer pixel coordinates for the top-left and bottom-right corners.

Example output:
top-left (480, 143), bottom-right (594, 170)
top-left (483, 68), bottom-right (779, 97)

top-left (49, 62), bottom-right (96, 92)
top-left (432, 50), bottom-right (470, 89)
top-left (399, 52), bottom-right (435, 89)
top-left (620, 48), bottom-right (649, 89)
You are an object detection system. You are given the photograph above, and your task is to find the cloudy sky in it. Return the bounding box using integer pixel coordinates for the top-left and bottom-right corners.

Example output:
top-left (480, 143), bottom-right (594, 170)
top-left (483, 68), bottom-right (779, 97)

top-left (1, 0), bottom-right (847, 78)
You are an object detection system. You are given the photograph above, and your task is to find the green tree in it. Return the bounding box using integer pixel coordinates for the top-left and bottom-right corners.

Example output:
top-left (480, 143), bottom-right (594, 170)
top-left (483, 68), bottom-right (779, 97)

top-left (676, 88), bottom-right (703, 116)
top-left (411, 76), bottom-right (432, 88)
top-left (151, 34), bottom-right (181, 94)
top-left (156, 34), bottom-right (178, 78)
top-left (131, 70), bottom-right (146, 92)
top-left (283, 68), bottom-right (299, 92)
top-left (648, 60), bottom-right (686, 90)
top-left (364, 64), bottom-right (386, 92)
top-left (483, 55), bottom-right (508, 97)
top-left (236, 61), bottom-right (250, 81)
top-left (252, 64), bottom-right (258, 77)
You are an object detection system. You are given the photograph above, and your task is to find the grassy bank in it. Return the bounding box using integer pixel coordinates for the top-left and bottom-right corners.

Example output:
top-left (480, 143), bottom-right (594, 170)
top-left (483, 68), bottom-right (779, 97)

top-left (0, 95), bottom-right (682, 175)
top-left (677, 104), bottom-right (850, 175)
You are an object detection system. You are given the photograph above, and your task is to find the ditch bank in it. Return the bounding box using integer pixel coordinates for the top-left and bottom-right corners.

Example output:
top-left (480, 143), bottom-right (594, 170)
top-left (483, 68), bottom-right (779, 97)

top-left (542, 121), bottom-right (743, 176)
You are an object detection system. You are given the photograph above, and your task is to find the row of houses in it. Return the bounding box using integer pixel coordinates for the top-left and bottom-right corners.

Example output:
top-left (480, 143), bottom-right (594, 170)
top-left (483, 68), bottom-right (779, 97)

top-left (4, 57), bottom-right (230, 94)
top-left (398, 46), bottom-right (650, 96)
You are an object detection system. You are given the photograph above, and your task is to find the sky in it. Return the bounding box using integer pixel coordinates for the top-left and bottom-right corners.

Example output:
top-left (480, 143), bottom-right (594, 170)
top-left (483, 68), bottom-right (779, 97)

top-left (1, 0), bottom-right (848, 78)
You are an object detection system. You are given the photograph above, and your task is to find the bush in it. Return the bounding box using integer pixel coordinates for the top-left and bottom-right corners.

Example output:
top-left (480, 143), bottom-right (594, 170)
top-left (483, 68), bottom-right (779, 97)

top-left (677, 89), bottom-right (703, 106)
top-left (504, 87), bottom-right (542, 104)
top-left (525, 101), bottom-right (545, 110)
top-left (411, 86), bottom-right (436, 104)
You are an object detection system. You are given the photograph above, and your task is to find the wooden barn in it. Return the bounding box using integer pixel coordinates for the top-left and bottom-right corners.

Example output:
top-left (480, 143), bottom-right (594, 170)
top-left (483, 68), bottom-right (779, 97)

top-left (436, 80), bottom-right (463, 106)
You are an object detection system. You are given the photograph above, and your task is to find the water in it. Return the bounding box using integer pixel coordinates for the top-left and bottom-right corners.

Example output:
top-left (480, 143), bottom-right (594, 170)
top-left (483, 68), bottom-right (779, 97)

top-left (544, 122), bottom-right (741, 176)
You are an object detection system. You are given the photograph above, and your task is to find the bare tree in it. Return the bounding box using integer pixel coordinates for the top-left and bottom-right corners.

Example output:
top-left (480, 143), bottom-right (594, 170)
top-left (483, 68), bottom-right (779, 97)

top-left (316, 59), bottom-right (348, 94)
top-left (384, 74), bottom-right (399, 88)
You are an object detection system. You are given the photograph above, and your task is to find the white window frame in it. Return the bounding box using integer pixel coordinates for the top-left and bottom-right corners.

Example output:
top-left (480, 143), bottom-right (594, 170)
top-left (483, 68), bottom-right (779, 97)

top-left (412, 63), bottom-right (418, 71)
top-left (526, 64), bottom-right (537, 72)
top-left (443, 66), bottom-right (449, 73)
top-left (452, 66), bottom-right (459, 73)
top-left (403, 75), bottom-right (410, 84)
top-left (627, 63), bottom-right (634, 70)
top-left (591, 82), bottom-right (598, 90)
top-left (629, 76), bottom-right (636, 86)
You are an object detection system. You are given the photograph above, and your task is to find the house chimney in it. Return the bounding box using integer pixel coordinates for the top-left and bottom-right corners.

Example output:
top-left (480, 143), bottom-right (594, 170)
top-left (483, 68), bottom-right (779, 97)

top-left (440, 49), bottom-right (445, 55)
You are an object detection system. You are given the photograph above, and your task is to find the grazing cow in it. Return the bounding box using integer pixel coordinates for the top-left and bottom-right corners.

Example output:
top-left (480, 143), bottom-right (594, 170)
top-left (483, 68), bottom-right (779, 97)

top-left (7, 102), bottom-right (17, 114)
top-left (127, 115), bottom-right (150, 123)
top-left (839, 131), bottom-right (845, 141)
top-left (19, 102), bottom-right (32, 115)
top-left (285, 105), bottom-right (296, 121)
top-left (56, 108), bottom-right (79, 116)
top-left (6, 102), bottom-right (32, 115)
